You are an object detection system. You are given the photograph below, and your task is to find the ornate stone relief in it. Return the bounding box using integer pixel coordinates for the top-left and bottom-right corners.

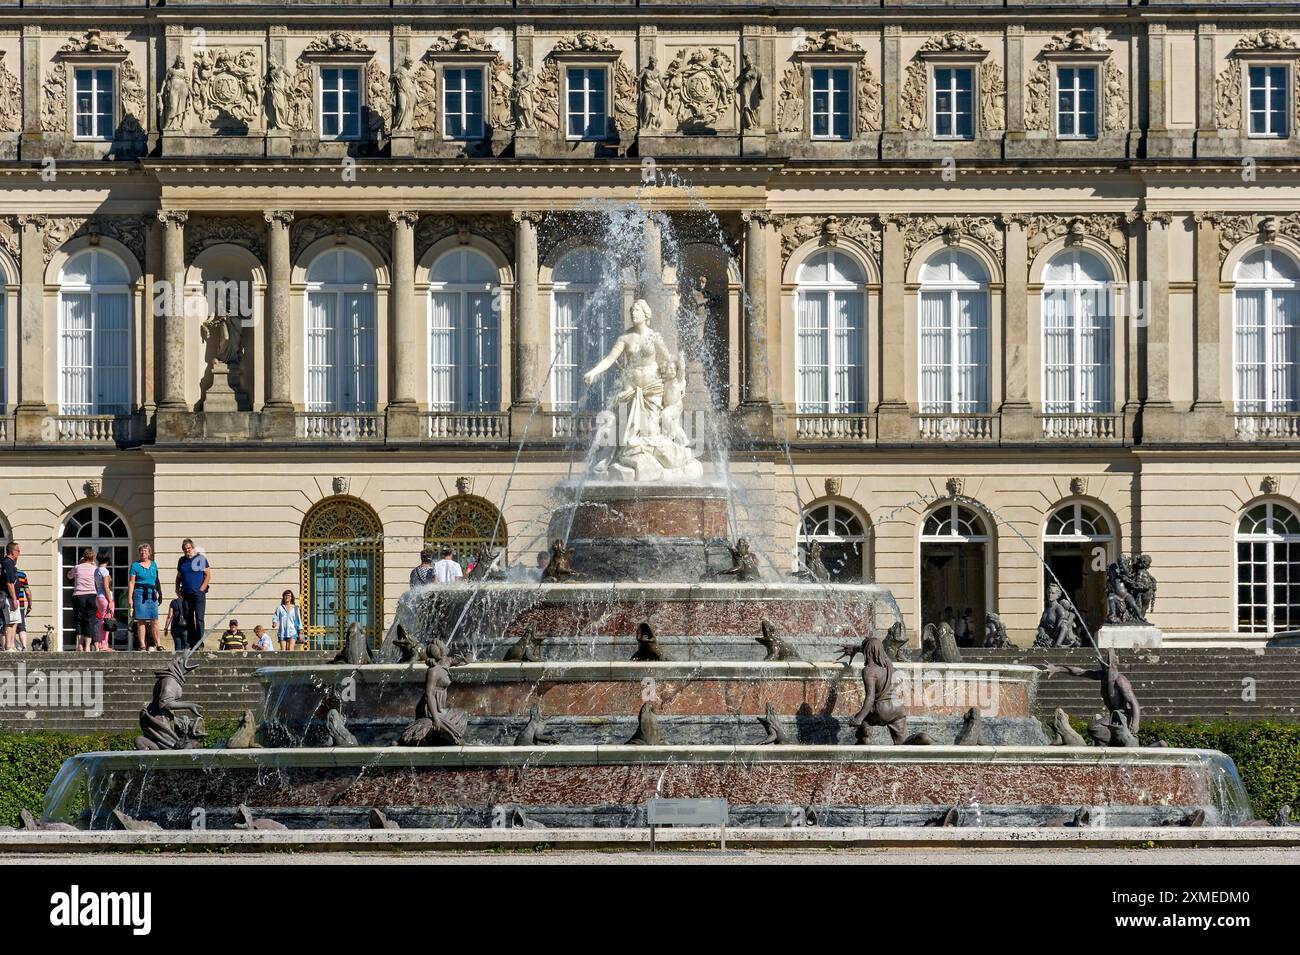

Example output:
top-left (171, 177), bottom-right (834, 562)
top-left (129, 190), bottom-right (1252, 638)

top-left (185, 216), bottom-right (268, 263)
top-left (291, 214), bottom-right (392, 265)
top-left (777, 214), bottom-right (880, 264)
top-left (414, 213), bottom-right (515, 263)
top-left (858, 63), bottom-right (882, 133)
top-left (1025, 31), bottom-right (1127, 134)
top-left (945, 477), bottom-right (965, 497)
top-left (921, 33), bottom-right (987, 55)
top-left (1022, 213), bottom-right (1129, 255)
top-left (1261, 475), bottom-right (1280, 495)
top-left (1233, 30), bottom-right (1298, 53)
top-left (1213, 58), bottom-right (1242, 131)
top-left (41, 215), bottom-right (147, 266)
top-left (281, 32), bottom-right (389, 138)
top-left (667, 211), bottom-right (741, 256)
top-left (1197, 212), bottom-right (1300, 259)
top-left (0, 217), bottom-right (18, 261)
top-left (532, 32), bottom-right (635, 137)
top-left (899, 58), bottom-right (928, 132)
top-left (1024, 60), bottom-right (1052, 131)
top-left (661, 47), bottom-right (734, 128)
top-left (980, 61), bottom-right (1006, 131)
top-left (1103, 59), bottom-right (1129, 132)
top-left (777, 64), bottom-right (805, 132)
top-left (332, 476), bottom-right (351, 496)
top-left (190, 48), bottom-right (265, 130)
top-left (416, 31), bottom-right (514, 133)
top-left (43, 31), bottom-right (147, 135)
top-left (1069, 476), bottom-right (1089, 496)
top-left (900, 215), bottom-right (1003, 268)
top-left (0, 52), bottom-right (20, 132)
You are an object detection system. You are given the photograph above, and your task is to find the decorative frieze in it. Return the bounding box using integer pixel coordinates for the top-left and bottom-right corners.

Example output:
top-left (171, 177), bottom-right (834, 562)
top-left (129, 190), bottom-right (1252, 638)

top-left (776, 214), bottom-right (880, 264)
top-left (1022, 214), bottom-right (1129, 255)
top-left (0, 216), bottom-right (18, 262)
top-left (185, 215), bottom-right (267, 263)
top-left (901, 215), bottom-right (1003, 267)
top-left (39, 215), bottom-right (148, 266)
top-left (1196, 212), bottom-right (1300, 259)
top-left (414, 213), bottom-right (515, 263)
top-left (291, 214), bottom-right (391, 265)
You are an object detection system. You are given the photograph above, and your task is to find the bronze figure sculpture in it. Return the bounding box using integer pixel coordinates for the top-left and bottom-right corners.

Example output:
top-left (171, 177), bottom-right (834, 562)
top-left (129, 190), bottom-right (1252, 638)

top-left (136, 650), bottom-right (206, 751)
top-left (756, 620), bottom-right (801, 661)
top-left (847, 634), bottom-right (927, 745)
top-left (757, 702), bottom-right (789, 744)
top-left (953, 707), bottom-right (986, 746)
top-left (503, 626), bottom-right (545, 662)
top-left (1044, 647), bottom-right (1141, 741)
top-left (626, 701), bottom-right (665, 745)
top-left (717, 538), bottom-right (761, 581)
top-left (325, 708), bottom-right (358, 747)
top-left (331, 621), bottom-right (373, 665)
top-left (1051, 708), bottom-right (1088, 746)
top-left (631, 622), bottom-right (669, 661)
top-left (397, 639), bottom-right (470, 747)
top-left (514, 703), bottom-right (558, 745)
top-left (541, 538), bottom-right (581, 582)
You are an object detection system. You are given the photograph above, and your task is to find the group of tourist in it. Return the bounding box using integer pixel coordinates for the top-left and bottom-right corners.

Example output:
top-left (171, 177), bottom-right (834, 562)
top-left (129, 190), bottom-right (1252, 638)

top-left (408, 547), bottom-right (554, 588)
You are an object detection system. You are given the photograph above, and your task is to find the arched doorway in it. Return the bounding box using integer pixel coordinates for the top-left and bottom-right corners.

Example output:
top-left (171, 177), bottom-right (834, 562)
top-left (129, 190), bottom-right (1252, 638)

top-left (1043, 501), bottom-right (1114, 634)
top-left (920, 502), bottom-right (990, 638)
top-left (300, 497), bottom-right (383, 651)
top-left (1236, 500), bottom-right (1300, 634)
top-left (425, 493), bottom-right (506, 567)
top-left (798, 500), bottom-right (869, 582)
top-left (59, 504), bottom-right (131, 650)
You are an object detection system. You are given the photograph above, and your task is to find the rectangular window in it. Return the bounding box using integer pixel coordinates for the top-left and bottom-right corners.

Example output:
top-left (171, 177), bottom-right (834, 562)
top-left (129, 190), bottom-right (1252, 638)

top-left (320, 67), bottom-right (362, 140)
top-left (1056, 67), bottom-right (1097, 139)
top-left (933, 67), bottom-right (974, 140)
top-left (1249, 65), bottom-right (1289, 138)
top-left (566, 67), bottom-right (608, 140)
top-left (73, 68), bottom-right (115, 139)
top-left (810, 67), bottom-right (852, 140)
top-left (443, 67), bottom-right (485, 139)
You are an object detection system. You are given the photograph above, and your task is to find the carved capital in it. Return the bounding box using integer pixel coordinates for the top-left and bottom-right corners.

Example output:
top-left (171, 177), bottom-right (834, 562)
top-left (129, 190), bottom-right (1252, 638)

top-left (388, 210), bottom-right (420, 227)
top-left (16, 214), bottom-right (48, 231)
top-left (512, 210), bottom-right (546, 226)
top-left (264, 210), bottom-right (295, 228)
top-left (1142, 211), bottom-right (1173, 227)
top-left (157, 210), bottom-right (189, 229)
top-left (741, 209), bottom-right (774, 226)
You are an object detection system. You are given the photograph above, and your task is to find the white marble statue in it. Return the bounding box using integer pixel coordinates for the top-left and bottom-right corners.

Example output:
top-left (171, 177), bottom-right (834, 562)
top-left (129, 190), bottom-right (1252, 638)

top-left (582, 298), bottom-right (703, 483)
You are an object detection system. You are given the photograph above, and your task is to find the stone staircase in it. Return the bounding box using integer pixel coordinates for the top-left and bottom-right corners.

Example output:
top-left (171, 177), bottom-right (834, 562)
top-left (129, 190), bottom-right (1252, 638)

top-left (2, 647), bottom-right (1299, 736)
top-left (0, 652), bottom-right (332, 735)
top-left (963, 647), bottom-right (1300, 724)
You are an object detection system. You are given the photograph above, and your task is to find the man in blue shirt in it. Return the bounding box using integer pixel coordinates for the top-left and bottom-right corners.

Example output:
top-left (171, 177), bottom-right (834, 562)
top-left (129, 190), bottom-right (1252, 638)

top-left (175, 538), bottom-right (212, 649)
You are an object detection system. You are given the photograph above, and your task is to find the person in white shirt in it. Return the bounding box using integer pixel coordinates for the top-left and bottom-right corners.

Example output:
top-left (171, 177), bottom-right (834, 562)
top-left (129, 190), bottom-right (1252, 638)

top-left (433, 547), bottom-right (464, 584)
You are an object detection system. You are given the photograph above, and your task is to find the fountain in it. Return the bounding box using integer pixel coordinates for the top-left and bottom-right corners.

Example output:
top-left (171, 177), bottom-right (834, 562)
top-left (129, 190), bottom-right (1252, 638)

top-left (41, 202), bottom-right (1256, 833)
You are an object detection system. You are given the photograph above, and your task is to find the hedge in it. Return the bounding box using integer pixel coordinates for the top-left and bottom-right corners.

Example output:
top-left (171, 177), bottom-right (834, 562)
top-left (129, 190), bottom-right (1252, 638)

top-left (0, 719), bottom-right (240, 828)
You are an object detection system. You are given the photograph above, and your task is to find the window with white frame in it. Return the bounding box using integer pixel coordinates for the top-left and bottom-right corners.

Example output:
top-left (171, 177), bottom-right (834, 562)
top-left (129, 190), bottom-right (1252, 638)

top-left (566, 67), bottom-right (608, 140)
top-left (799, 501), bottom-right (869, 582)
top-left (933, 67), bottom-right (974, 140)
top-left (58, 249), bottom-right (132, 415)
top-left (73, 68), bottom-right (115, 140)
top-left (1042, 248), bottom-right (1114, 413)
top-left (551, 248), bottom-right (622, 411)
top-left (428, 248), bottom-right (499, 412)
top-left (795, 250), bottom-right (866, 414)
top-left (443, 67), bottom-right (486, 139)
top-left (1248, 65), bottom-right (1289, 138)
top-left (1056, 66), bottom-right (1097, 139)
top-left (305, 249), bottom-right (377, 413)
top-left (319, 67), bottom-right (362, 140)
top-left (919, 249), bottom-right (990, 414)
top-left (1237, 500), bottom-right (1300, 634)
top-left (1234, 247), bottom-right (1300, 413)
top-left (810, 67), bottom-right (852, 140)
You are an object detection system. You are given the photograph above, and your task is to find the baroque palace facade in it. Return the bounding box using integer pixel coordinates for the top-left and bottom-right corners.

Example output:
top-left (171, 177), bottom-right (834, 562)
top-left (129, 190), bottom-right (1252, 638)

top-left (0, 1), bottom-right (1299, 649)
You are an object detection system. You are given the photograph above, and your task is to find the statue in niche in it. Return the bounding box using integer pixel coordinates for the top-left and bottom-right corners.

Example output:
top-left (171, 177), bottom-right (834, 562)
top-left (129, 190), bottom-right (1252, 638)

top-left (391, 57), bottom-right (419, 132)
top-left (637, 56), bottom-right (665, 130)
top-left (582, 298), bottom-right (704, 482)
top-left (513, 58), bottom-right (538, 130)
top-left (735, 54), bottom-right (764, 130)
top-left (201, 314), bottom-right (243, 368)
top-left (159, 56), bottom-right (190, 131)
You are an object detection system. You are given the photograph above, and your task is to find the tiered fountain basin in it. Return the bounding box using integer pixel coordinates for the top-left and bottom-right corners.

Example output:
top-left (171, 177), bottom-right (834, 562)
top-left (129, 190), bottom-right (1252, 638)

top-left (407, 582), bottom-right (894, 651)
top-left (48, 744), bottom-right (1254, 830)
top-left (258, 660), bottom-right (1044, 746)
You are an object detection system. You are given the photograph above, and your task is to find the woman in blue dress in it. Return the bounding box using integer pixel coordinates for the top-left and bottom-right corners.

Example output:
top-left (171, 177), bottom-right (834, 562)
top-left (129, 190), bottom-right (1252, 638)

top-left (127, 543), bottom-right (162, 651)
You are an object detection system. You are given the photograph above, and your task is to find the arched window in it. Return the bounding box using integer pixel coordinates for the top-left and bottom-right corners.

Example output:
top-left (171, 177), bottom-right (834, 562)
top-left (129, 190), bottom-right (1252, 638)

top-left (795, 250), bottom-right (866, 414)
top-left (551, 248), bottom-right (622, 411)
top-left (1234, 248), bottom-right (1300, 412)
top-left (428, 248), bottom-right (500, 412)
top-left (1044, 500), bottom-right (1115, 633)
top-left (920, 502), bottom-right (991, 639)
top-left (799, 500), bottom-right (868, 582)
top-left (425, 494), bottom-right (507, 565)
top-left (1236, 500), bottom-right (1300, 634)
top-left (59, 504), bottom-right (130, 650)
top-left (1042, 249), bottom-right (1114, 413)
top-left (300, 497), bottom-right (383, 650)
top-left (305, 249), bottom-right (377, 413)
top-left (58, 249), bottom-right (132, 415)
top-left (919, 250), bottom-right (989, 414)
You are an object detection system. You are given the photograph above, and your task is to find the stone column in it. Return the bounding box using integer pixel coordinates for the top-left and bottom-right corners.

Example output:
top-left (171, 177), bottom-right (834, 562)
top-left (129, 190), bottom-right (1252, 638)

top-left (156, 211), bottom-right (188, 412)
top-left (1000, 214), bottom-right (1033, 440)
top-left (876, 214), bottom-right (910, 441)
top-left (14, 215), bottom-right (48, 441)
top-left (263, 210), bottom-right (294, 435)
top-left (387, 210), bottom-right (420, 438)
top-left (510, 210), bottom-right (543, 428)
top-left (740, 210), bottom-right (772, 433)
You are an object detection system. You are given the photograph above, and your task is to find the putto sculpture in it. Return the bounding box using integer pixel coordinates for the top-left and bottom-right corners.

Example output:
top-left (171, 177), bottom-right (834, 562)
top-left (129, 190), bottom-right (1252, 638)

top-left (1105, 554), bottom-right (1156, 625)
top-left (582, 298), bottom-right (703, 483)
top-left (136, 651), bottom-right (206, 751)
top-left (1034, 583), bottom-right (1083, 648)
top-left (983, 612), bottom-right (1014, 649)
